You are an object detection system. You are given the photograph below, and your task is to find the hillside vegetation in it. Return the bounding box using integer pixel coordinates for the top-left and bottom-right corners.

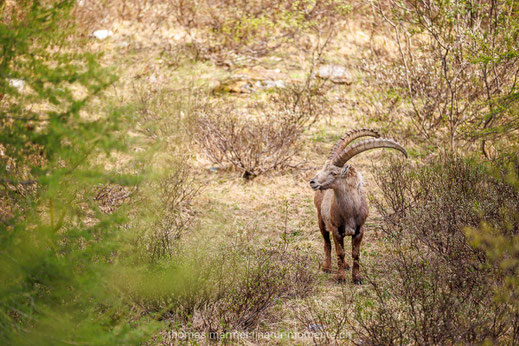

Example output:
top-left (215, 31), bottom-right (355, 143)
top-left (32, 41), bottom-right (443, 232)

top-left (1, 0), bottom-right (518, 344)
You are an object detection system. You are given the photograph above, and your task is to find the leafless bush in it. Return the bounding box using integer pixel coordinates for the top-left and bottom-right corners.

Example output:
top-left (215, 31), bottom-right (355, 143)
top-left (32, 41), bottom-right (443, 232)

top-left (73, 0), bottom-right (174, 30)
top-left (191, 60), bottom-right (332, 178)
top-left (94, 184), bottom-right (136, 214)
top-left (133, 82), bottom-right (203, 148)
top-left (299, 293), bottom-right (351, 344)
top-left (192, 82), bottom-right (329, 179)
top-left (348, 156), bottom-right (519, 344)
top-left (274, 71), bottom-right (332, 120)
top-left (192, 107), bottom-right (303, 179)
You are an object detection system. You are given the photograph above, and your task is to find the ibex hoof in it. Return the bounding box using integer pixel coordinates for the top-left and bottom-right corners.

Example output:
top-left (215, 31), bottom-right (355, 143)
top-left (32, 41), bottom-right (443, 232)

top-left (322, 266), bottom-right (332, 273)
top-left (352, 278), bottom-right (363, 285)
top-left (335, 274), bottom-right (347, 283)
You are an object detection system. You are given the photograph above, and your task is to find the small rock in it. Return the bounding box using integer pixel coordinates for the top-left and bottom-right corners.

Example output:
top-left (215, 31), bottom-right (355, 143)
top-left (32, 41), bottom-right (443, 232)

top-left (262, 80), bottom-right (285, 88)
top-left (209, 167), bottom-right (219, 172)
top-left (317, 64), bottom-right (353, 85)
top-left (214, 77), bottom-right (285, 94)
top-left (92, 30), bottom-right (113, 40)
top-left (117, 41), bottom-right (129, 48)
top-left (8, 79), bottom-right (25, 91)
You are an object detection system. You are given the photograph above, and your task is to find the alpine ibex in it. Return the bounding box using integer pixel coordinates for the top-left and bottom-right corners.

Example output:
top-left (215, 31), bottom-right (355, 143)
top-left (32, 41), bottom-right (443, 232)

top-left (309, 129), bottom-right (407, 283)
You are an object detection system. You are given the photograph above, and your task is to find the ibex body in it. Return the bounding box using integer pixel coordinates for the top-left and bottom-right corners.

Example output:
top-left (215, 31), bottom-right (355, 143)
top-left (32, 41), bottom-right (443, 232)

top-left (310, 129), bottom-right (407, 283)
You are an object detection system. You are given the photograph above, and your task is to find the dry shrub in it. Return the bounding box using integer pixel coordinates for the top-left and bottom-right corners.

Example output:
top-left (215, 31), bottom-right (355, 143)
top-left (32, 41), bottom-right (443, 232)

top-left (192, 82), bottom-right (328, 178)
top-left (134, 166), bottom-right (198, 260)
top-left (350, 156), bottom-right (519, 344)
top-left (368, 0), bottom-right (519, 154)
top-left (132, 83), bottom-right (202, 149)
top-left (193, 108), bottom-right (304, 179)
top-left (299, 293), bottom-right (351, 343)
top-left (95, 163), bottom-right (197, 262)
top-left (119, 241), bottom-right (316, 337)
top-left (189, 245), bottom-right (316, 334)
top-left (126, 82), bottom-right (200, 260)
top-left (74, 0), bottom-right (350, 55)
top-left (274, 73), bottom-right (332, 120)
top-left (172, 0), bottom-right (351, 58)
top-left (94, 184), bottom-right (136, 215)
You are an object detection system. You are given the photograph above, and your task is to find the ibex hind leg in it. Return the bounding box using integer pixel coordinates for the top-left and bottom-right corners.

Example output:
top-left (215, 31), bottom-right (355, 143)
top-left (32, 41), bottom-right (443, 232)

top-left (319, 219), bottom-right (332, 273)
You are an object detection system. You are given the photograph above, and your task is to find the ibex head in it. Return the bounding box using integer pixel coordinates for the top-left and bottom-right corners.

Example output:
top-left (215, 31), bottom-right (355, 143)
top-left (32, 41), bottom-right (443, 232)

top-left (309, 129), bottom-right (407, 191)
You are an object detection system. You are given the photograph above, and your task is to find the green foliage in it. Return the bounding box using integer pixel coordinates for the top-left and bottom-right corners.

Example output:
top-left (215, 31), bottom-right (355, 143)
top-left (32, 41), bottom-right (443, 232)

top-left (372, 0), bottom-right (519, 154)
top-left (465, 158), bottom-right (519, 344)
top-left (1, 0), bottom-right (118, 179)
top-left (0, 1), bottom-right (157, 343)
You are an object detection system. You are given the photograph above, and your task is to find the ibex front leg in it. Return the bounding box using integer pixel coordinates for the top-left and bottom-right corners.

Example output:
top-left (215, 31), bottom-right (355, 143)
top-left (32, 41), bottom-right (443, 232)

top-left (352, 227), bottom-right (364, 284)
top-left (318, 218), bottom-right (332, 273)
top-left (331, 229), bottom-right (347, 282)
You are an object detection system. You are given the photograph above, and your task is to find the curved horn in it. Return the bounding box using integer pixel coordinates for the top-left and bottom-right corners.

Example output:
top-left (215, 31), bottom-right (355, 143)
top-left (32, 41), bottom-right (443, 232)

top-left (333, 138), bottom-right (407, 167)
top-left (327, 128), bottom-right (381, 163)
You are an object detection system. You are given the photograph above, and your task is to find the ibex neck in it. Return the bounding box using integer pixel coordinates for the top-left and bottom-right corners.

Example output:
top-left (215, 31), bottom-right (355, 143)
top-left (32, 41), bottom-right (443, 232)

top-left (331, 174), bottom-right (360, 209)
top-left (332, 181), bottom-right (350, 201)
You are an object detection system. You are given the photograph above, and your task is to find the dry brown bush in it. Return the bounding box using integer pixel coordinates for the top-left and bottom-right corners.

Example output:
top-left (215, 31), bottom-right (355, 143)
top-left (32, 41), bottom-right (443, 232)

top-left (73, 0), bottom-right (174, 30)
top-left (73, 0), bottom-right (351, 58)
top-left (133, 83), bottom-right (202, 148)
top-left (347, 156), bottom-right (519, 344)
top-left (193, 107), bottom-right (305, 179)
top-left (189, 246), bottom-right (316, 335)
top-left (191, 80), bottom-right (329, 179)
top-left (126, 82), bottom-right (200, 260)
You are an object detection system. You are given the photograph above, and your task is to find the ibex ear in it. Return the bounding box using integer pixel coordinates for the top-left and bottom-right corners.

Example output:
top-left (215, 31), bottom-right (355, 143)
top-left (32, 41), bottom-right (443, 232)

top-left (341, 165), bottom-right (350, 177)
